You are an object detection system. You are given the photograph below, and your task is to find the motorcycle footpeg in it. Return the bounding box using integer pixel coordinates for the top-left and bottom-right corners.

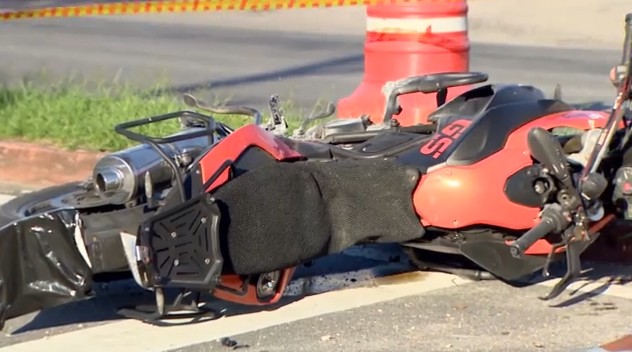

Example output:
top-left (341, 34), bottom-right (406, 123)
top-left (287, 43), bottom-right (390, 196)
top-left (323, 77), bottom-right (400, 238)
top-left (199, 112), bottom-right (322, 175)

top-left (117, 288), bottom-right (217, 326)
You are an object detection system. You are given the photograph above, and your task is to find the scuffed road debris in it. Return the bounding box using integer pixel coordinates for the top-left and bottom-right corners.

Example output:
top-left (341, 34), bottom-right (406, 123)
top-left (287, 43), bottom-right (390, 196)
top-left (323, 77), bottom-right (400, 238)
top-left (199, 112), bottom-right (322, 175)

top-left (219, 337), bottom-right (250, 350)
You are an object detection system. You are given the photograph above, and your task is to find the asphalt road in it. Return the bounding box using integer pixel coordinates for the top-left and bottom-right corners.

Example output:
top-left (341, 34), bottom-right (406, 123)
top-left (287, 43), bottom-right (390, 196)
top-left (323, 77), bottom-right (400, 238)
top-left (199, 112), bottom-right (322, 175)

top-left (0, 15), bottom-right (621, 115)
top-left (0, 10), bottom-right (630, 352)
top-left (175, 281), bottom-right (632, 352)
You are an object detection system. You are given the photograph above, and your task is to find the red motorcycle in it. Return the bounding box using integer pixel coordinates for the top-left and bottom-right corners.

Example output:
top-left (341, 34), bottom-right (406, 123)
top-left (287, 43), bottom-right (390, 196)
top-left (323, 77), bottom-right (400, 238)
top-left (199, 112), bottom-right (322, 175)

top-left (2, 12), bottom-right (632, 328)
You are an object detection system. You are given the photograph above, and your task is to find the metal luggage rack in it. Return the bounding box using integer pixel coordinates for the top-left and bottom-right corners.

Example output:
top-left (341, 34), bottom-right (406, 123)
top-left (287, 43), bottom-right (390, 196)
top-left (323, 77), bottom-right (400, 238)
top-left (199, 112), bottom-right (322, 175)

top-left (113, 109), bottom-right (243, 204)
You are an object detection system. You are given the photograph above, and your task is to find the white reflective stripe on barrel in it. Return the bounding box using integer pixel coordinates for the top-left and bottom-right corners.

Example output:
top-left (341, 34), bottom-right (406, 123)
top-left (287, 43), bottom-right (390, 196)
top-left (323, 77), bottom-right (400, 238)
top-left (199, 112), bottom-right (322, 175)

top-left (366, 16), bottom-right (467, 33)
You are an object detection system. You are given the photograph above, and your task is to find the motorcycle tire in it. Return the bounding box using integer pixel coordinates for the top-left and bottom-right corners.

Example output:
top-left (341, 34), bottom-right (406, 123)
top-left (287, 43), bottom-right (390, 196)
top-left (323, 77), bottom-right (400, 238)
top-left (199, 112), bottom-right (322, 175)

top-left (0, 182), bottom-right (142, 280)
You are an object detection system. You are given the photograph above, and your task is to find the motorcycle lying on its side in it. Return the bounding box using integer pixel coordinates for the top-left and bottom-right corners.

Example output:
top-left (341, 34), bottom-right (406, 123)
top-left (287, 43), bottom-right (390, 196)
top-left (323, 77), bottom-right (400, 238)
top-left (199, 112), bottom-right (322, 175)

top-left (2, 12), bottom-right (632, 329)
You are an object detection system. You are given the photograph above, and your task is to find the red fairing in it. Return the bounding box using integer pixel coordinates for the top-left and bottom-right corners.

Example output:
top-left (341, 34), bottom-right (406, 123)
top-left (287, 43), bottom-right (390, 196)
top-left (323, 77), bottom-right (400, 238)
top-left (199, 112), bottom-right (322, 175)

top-left (414, 110), bottom-right (614, 231)
top-left (198, 124), bottom-right (303, 192)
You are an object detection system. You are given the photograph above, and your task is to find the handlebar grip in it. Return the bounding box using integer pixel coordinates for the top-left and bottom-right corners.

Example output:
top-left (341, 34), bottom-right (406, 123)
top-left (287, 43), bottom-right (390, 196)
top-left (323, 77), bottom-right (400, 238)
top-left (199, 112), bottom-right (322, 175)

top-left (509, 215), bottom-right (558, 258)
top-left (621, 13), bottom-right (632, 66)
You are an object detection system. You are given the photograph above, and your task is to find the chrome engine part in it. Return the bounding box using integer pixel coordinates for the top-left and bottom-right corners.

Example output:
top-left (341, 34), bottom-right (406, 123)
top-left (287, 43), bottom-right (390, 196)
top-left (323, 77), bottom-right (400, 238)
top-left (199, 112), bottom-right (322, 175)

top-left (256, 271), bottom-right (281, 300)
top-left (93, 128), bottom-right (216, 205)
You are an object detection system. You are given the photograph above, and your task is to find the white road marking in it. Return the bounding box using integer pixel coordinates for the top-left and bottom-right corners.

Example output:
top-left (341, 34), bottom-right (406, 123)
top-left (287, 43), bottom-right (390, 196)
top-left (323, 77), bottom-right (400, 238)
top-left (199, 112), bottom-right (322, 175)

top-left (0, 194), bottom-right (14, 204)
top-left (1, 272), bottom-right (470, 352)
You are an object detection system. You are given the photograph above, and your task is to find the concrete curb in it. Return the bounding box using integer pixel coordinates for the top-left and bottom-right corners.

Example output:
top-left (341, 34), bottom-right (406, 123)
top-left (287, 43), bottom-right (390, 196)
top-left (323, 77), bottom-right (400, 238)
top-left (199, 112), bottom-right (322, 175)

top-left (0, 140), bottom-right (104, 189)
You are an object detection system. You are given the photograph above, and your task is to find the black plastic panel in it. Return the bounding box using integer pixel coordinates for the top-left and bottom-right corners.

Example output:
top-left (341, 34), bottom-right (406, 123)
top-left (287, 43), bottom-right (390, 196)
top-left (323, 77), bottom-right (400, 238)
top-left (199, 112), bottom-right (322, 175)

top-left (459, 237), bottom-right (555, 281)
top-left (352, 132), bottom-right (425, 154)
top-left (139, 193), bottom-right (223, 291)
top-left (428, 84), bottom-right (546, 124)
top-left (0, 209), bottom-right (93, 328)
top-left (395, 85), bottom-right (567, 171)
top-left (231, 146), bottom-right (278, 177)
top-left (446, 99), bottom-right (574, 166)
top-left (504, 165), bottom-right (548, 208)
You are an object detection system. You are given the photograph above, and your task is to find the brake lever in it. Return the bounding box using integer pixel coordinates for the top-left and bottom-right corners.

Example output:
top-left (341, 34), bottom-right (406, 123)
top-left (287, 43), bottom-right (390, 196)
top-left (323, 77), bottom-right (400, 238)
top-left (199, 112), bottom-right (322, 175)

top-left (541, 241), bottom-right (565, 279)
top-left (182, 93), bottom-right (263, 126)
top-left (267, 95), bottom-right (285, 126)
top-left (266, 94), bottom-right (288, 135)
top-left (293, 102), bottom-right (336, 137)
top-left (539, 224), bottom-right (599, 301)
top-left (381, 81), bottom-right (403, 124)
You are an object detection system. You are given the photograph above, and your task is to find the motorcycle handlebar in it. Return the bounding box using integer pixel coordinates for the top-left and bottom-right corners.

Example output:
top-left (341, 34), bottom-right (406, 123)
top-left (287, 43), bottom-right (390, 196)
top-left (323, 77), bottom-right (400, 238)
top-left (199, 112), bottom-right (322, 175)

top-left (509, 205), bottom-right (569, 258)
top-left (509, 217), bottom-right (557, 258)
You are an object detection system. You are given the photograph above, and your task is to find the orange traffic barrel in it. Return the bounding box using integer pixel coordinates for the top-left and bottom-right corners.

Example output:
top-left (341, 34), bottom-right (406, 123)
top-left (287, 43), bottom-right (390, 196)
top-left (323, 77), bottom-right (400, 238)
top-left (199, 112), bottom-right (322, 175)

top-left (337, 0), bottom-right (470, 126)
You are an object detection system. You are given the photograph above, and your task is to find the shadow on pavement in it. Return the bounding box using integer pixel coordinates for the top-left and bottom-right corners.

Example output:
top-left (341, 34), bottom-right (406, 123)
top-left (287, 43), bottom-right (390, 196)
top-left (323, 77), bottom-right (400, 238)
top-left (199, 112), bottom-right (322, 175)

top-left (548, 266), bottom-right (632, 309)
top-left (9, 247), bottom-right (407, 334)
top-left (508, 260), bottom-right (632, 308)
top-left (11, 283), bottom-right (306, 334)
top-left (148, 54), bottom-right (363, 97)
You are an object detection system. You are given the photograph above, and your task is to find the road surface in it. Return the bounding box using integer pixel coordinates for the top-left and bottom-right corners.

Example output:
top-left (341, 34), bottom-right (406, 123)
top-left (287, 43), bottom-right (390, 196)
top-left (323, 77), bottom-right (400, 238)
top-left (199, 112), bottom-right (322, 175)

top-left (0, 10), bottom-right (622, 115)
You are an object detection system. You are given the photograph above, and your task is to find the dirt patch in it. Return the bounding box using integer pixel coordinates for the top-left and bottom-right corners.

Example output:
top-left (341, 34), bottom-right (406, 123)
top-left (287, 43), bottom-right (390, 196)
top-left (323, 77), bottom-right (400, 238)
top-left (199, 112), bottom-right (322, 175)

top-left (0, 140), bottom-right (104, 188)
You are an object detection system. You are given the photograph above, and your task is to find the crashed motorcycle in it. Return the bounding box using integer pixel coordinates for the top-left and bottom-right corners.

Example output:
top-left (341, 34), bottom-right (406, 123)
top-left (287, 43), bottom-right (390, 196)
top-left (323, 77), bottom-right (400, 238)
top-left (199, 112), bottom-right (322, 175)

top-left (2, 13), bottom-right (632, 329)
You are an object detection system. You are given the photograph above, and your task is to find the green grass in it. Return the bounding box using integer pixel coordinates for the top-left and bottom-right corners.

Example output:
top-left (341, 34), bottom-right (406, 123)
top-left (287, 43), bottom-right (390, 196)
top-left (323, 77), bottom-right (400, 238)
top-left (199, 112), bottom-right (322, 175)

top-left (0, 79), bottom-right (312, 152)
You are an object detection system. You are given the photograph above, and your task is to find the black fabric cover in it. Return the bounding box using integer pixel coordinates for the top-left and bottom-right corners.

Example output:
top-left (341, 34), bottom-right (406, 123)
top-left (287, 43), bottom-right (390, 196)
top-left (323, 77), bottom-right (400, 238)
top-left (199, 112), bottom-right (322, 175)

top-left (212, 158), bottom-right (425, 275)
top-left (0, 209), bottom-right (93, 329)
